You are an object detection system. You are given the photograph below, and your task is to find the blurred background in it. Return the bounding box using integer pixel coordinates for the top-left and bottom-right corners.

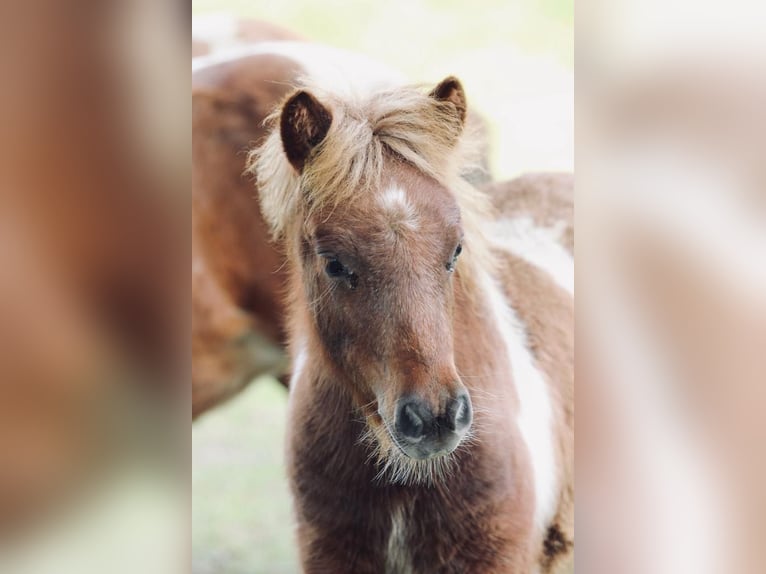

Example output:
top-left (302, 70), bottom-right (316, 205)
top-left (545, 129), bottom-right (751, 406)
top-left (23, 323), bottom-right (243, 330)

top-left (192, 0), bottom-right (573, 180)
top-left (191, 1), bottom-right (572, 572)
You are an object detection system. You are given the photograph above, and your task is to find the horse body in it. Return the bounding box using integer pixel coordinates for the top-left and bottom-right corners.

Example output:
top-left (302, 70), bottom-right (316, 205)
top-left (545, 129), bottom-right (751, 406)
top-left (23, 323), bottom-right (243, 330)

top-left (192, 50), bottom-right (299, 417)
top-left (487, 173), bottom-right (574, 255)
top-left (251, 73), bottom-right (573, 572)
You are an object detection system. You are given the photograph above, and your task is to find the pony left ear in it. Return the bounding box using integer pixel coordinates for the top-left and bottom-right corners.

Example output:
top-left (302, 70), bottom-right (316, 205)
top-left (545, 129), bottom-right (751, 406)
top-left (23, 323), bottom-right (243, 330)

top-left (280, 90), bottom-right (333, 172)
top-left (429, 76), bottom-right (467, 126)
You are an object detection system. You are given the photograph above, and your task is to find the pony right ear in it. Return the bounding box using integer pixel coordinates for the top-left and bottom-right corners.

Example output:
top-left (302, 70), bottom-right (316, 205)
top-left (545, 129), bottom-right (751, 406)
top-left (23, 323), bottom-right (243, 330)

top-left (280, 90), bottom-right (332, 172)
top-left (429, 76), bottom-right (467, 126)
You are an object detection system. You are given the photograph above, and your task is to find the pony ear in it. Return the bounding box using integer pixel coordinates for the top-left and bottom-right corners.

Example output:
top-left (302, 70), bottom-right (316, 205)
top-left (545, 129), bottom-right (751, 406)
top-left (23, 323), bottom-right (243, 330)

top-left (429, 76), bottom-right (467, 126)
top-left (280, 90), bottom-right (332, 172)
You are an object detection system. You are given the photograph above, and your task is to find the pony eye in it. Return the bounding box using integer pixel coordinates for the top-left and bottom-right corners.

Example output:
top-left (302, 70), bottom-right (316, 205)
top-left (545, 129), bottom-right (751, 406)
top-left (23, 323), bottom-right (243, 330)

top-left (325, 259), bottom-right (346, 278)
top-left (446, 243), bottom-right (462, 272)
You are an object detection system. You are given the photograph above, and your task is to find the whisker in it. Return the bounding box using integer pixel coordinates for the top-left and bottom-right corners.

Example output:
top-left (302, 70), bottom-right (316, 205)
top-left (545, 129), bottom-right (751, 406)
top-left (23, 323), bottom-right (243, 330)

top-left (308, 282), bottom-right (338, 314)
top-left (354, 414), bottom-right (473, 487)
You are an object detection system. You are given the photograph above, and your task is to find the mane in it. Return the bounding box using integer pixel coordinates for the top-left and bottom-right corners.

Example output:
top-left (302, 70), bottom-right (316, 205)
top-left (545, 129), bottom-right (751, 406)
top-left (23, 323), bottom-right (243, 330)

top-left (247, 81), bottom-right (497, 283)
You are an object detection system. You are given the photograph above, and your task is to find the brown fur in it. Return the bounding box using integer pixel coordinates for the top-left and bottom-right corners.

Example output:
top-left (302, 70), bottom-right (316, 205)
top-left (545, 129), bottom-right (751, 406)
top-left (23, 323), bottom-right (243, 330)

top-left (486, 174), bottom-right (574, 571)
top-left (192, 239), bottom-right (288, 417)
top-left (0, 0), bottom-right (185, 530)
top-left (495, 252), bottom-right (574, 572)
top-left (252, 78), bottom-right (573, 572)
top-left (283, 164), bottom-right (538, 572)
top-left (487, 172), bottom-right (574, 254)
top-left (192, 53), bottom-right (304, 417)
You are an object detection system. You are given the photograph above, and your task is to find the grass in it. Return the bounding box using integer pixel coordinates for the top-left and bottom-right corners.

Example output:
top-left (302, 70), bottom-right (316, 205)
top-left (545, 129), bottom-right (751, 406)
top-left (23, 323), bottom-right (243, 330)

top-left (192, 377), bottom-right (297, 574)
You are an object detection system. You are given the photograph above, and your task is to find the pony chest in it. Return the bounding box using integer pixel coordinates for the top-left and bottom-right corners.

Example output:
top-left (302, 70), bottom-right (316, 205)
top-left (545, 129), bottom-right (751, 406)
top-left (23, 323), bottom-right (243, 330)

top-left (385, 504), bottom-right (413, 574)
top-left (381, 491), bottom-right (512, 574)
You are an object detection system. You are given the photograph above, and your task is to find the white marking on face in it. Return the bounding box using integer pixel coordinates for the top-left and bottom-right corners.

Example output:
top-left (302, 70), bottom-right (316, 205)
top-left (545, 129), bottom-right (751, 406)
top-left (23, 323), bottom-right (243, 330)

top-left (488, 217), bottom-right (574, 295)
top-left (380, 185), bottom-right (419, 232)
top-left (478, 269), bottom-right (559, 535)
top-left (192, 42), bottom-right (407, 96)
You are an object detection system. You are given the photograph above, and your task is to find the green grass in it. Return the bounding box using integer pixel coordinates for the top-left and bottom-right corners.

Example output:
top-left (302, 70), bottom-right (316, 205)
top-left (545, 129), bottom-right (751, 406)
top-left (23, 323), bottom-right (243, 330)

top-left (192, 377), bottom-right (297, 574)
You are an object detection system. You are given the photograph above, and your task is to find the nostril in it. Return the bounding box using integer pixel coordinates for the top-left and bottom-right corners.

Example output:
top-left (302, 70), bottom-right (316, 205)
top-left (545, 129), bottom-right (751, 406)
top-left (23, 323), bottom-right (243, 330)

top-left (404, 404), bottom-right (424, 436)
top-left (446, 393), bottom-right (472, 432)
top-left (396, 401), bottom-right (425, 441)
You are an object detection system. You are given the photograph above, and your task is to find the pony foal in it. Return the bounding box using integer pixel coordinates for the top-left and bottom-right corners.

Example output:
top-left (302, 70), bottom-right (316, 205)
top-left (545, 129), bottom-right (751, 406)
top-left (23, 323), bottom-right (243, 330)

top-left (250, 77), bottom-right (573, 573)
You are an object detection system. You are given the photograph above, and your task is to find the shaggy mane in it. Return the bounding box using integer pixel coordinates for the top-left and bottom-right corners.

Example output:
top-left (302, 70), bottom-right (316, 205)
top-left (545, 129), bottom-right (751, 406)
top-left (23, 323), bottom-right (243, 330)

top-left (247, 80), bottom-right (497, 283)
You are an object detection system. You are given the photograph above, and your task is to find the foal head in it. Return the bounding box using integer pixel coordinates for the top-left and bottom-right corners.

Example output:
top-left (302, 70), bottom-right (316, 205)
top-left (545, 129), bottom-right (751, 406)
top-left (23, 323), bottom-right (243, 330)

top-left (253, 77), bottom-right (485, 483)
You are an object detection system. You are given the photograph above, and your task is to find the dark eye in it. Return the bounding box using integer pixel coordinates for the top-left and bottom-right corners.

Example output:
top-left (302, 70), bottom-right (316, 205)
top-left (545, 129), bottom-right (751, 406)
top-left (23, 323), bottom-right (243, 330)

top-left (325, 259), bottom-right (346, 278)
top-left (446, 243), bottom-right (462, 272)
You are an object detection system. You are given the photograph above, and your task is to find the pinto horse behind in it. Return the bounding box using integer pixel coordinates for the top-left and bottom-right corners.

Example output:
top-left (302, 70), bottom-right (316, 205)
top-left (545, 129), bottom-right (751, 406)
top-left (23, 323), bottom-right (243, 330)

top-left (250, 77), bottom-right (573, 572)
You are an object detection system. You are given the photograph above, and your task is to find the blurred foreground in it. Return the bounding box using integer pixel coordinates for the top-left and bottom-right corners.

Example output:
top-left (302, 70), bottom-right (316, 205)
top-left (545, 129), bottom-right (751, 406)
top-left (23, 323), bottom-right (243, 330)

top-left (0, 0), bottom-right (187, 572)
top-left (578, 0), bottom-right (766, 572)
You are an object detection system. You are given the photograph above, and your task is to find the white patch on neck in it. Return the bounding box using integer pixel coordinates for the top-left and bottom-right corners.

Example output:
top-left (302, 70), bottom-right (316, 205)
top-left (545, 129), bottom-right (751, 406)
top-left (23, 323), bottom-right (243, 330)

top-left (192, 42), bottom-right (407, 97)
top-left (488, 217), bottom-right (574, 295)
top-left (385, 505), bottom-right (413, 574)
top-left (380, 185), bottom-right (419, 232)
top-left (478, 269), bottom-right (559, 535)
